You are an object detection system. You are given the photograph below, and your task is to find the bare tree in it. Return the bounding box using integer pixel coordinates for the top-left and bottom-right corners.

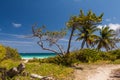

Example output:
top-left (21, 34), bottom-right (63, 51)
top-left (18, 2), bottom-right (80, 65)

top-left (32, 24), bottom-right (66, 56)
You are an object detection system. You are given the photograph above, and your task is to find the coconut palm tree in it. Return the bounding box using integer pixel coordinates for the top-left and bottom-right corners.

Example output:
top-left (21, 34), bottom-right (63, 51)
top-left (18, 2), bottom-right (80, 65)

top-left (96, 26), bottom-right (117, 51)
top-left (66, 16), bottom-right (81, 54)
top-left (66, 10), bottom-right (103, 53)
top-left (76, 10), bottom-right (103, 49)
top-left (76, 26), bottom-right (99, 49)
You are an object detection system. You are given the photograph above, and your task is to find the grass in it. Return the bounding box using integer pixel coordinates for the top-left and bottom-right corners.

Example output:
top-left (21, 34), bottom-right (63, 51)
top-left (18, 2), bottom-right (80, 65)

top-left (0, 59), bottom-right (74, 80)
top-left (0, 59), bottom-right (20, 69)
top-left (25, 62), bottom-right (74, 80)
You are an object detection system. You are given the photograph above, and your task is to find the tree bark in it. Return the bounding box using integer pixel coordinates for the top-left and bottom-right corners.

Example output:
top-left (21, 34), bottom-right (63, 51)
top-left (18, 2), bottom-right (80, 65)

top-left (81, 40), bottom-right (85, 49)
top-left (67, 27), bottom-right (75, 54)
top-left (1, 63), bottom-right (25, 80)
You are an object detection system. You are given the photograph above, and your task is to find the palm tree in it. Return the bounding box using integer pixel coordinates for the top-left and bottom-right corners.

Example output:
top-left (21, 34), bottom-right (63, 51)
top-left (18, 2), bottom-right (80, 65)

top-left (96, 26), bottom-right (117, 51)
top-left (76, 10), bottom-right (103, 49)
top-left (66, 16), bottom-right (80, 54)
top-left (76, 26), bottom-right (99, 49)
top-left (66, 10), bottom-right (103, 53)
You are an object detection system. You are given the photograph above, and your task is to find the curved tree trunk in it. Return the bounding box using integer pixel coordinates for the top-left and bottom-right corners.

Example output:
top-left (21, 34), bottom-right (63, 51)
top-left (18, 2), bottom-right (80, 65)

top-left (67, 27), bottom-right (75, 54)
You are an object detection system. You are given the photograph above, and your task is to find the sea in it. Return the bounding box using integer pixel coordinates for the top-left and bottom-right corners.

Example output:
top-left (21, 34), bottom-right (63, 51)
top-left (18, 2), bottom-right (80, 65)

top-left (19, 53), bottom-right (56, 59)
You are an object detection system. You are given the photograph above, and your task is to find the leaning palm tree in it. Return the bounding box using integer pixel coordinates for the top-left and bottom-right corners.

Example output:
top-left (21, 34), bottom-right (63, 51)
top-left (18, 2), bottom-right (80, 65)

top-left (96, 26), bottom-right (118, 51)
top-left (66, 16), bottom-right (80, 54)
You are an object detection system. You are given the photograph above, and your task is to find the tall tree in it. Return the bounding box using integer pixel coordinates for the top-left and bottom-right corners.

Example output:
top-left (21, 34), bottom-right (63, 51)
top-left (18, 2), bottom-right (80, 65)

top-left (66, 16), bottom-right (80, 54)
top-left (96, 26), bottom-right (118, 51)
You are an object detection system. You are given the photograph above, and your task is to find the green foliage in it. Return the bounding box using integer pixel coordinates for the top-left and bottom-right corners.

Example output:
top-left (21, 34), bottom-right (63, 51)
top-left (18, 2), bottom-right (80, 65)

top-left (75, 49), bottom-right (117, 63)
top-left (39, 54), bottom-right (79, 66)
top-left (97, 26), bottom-right (117, 51)
top-left (5, 46), bottom-right (21, 60)
top-left (0, 44), bottom-right (21, 62)
top-left (75, 49), bottom-right (101, 63)
top-left (40, 49), bottom-right (120, 65)
top-left (99, 51), bottom-right (116, 61)
top-left (11, 76), bottom-right (32, 80)
top-left (109, 49), bottom-right (120, 59)
top-left (0, 59), bottom-right (73, 80)
top-left (66, 10), bottom-right (103, 53)
top-left (25, 62), bottom-right (74, 80)
top-left (0, 45), bottom-right (6, 62)
top-left (0, 59), bottom-right (20, 69)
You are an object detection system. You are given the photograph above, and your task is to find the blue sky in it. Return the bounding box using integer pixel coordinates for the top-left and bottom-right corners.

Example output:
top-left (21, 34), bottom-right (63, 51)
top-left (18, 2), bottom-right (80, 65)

top-left (0, 0), bottom-right (120, 53)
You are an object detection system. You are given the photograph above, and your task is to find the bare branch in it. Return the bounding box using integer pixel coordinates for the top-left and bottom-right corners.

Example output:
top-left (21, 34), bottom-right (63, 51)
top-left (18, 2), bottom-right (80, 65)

top-left (32, 25), bottom-right (66, 56)
top-left (54, 43), bottom-right (65, 55)
top-left (37, 40), bottom-right (62, 56)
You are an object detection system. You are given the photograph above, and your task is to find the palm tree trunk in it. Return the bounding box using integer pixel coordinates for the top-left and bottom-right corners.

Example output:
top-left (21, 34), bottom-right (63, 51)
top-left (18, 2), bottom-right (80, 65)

top-left (81, 40), bottom-right (85, 49)
top-left (86, 43), bottom-right (89, 48)
top-left (67, 27), bottom-right (75, 54)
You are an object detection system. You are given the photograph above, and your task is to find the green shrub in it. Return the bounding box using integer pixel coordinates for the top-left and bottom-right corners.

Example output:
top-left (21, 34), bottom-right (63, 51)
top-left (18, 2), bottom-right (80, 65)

top-left (0, 45), bottom-right (6, 62)
top-left (75, 49), bottom-right (101, 63)
top-left (38, 54), bottom-right (78, 66)
top-left (109, 49), bottom-right (120, 59)
top-left (99, 51), bottom-right (116, 61)
top-left (0, 59), bottom-right (20, 69)
top-left (5, 46), bottom-right (21, 60)
top-left (38, 49), bottom-right (120, 65)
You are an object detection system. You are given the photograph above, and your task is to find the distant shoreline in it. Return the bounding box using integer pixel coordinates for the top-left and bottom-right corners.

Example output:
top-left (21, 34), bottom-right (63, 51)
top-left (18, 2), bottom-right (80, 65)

top-left (20, 53), bottom-right (56, 59)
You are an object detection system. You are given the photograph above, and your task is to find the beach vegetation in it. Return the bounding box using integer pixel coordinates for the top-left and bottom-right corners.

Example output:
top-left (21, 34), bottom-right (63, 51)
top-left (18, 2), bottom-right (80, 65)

top-left (30, 48), bottom-right (120, 66)
top-left (5, 46), bottom-right (21, 60)
top-left (0, 59), bottom-right (74, 80)
top-left (25, 62), bottom-right (74, 80)
top-left (96, 26), bottom-right (119, 51)
top-left (0, 59), bottom-right (20, 69)
top-left (32, 10), bottom-right (104, 55)
top-left (0, 44), bottom-right (21, 63)
top-left (31, 9), bottom-right (120, 66)
top-left (0, 45), bottom-right (6, 62)
top-left (68, 10), bottom-right (103, 51)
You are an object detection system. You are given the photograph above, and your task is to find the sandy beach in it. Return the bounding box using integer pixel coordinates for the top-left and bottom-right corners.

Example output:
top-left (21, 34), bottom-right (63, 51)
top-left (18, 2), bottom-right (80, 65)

top-left (74, 64), bottom-right (120, 80)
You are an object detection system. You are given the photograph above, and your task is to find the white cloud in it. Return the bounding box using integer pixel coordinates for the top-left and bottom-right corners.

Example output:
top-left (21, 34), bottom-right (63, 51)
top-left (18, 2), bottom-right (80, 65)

top-left (0, 40), bottom-right (33, 44)
top-left (98, 23), bottom-right (120, 31)
top-left (0, 40), bottom-right (34, 47)
top-left (105, 19), bottom-right (111, 22)
top-left (98, 25), bottom-right (105, 29)
top-left (108, 23), bottom-right (120, 31)
top-left (0, 33), bottom-right (32, 39)
top-left (105, 17), bottom-right (117, 22)
top-left (12, 22), bottom-right (22, 28)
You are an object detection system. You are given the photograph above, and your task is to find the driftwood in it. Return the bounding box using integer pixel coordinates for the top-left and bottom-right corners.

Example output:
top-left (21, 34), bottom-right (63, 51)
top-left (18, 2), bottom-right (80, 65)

top-left (0, 63), bottom-right (25, 80)
top-left (30, 73), bottom-right (54, 80)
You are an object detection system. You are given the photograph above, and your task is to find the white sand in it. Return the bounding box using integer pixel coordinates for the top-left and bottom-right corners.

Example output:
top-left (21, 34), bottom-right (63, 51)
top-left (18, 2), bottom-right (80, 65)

top-left (88, 65), bottom-right (120, 80)
top-left (74, 65), bottom-right (120, 80)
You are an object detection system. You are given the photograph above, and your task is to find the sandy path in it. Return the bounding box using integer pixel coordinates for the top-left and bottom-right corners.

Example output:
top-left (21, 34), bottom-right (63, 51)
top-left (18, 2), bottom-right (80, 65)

top-left (74, 64), bottom-right (120, 80)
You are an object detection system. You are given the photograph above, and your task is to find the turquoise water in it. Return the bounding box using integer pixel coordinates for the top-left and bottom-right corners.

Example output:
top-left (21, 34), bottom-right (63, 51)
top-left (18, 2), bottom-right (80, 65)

top-left (19, 53), bottom-right (56, 59)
